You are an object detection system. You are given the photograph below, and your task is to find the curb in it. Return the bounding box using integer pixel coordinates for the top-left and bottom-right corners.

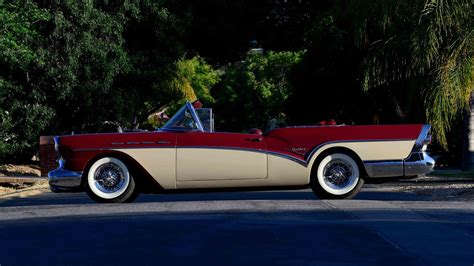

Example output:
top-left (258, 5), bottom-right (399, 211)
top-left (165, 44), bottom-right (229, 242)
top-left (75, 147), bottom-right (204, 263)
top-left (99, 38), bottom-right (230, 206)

top-left (0, 183), bottom-right (50, 200)
top-left (0, 176), bottom-right (47, 184)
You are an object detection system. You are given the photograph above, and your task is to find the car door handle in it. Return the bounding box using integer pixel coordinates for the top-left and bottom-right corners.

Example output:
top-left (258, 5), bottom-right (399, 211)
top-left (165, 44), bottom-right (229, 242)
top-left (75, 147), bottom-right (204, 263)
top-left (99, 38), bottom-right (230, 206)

top-left (245, 137), bottom-right (263, 142)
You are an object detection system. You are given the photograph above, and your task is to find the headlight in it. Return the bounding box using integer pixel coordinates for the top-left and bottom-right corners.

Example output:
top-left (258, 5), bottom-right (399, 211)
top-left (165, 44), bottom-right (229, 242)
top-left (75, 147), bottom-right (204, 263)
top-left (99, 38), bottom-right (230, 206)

top-left (54, 136), bottom-right (60, 153)
top-left (53, 136), bottom-right (64, 165)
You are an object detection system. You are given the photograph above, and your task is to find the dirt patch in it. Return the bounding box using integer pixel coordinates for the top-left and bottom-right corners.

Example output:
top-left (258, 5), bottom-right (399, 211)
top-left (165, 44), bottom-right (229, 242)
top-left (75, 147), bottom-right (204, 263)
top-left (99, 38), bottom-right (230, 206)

top-left (0, 176), bottom-right (48, 197)
top-left (0, 183), bottom-right (49, 199)
top-left (395, 182), bottom-right (474, 201)
top-left (0, 164), bottom-right (41, 177)
top-left (0, 186), bottom-right (16, 194)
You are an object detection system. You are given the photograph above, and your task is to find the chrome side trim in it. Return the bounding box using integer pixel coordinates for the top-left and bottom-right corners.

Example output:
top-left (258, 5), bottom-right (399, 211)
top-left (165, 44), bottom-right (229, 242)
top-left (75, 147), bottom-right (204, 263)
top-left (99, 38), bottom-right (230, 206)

top-left (72, 147), bottom-right (176, 152)
top-left (364, 161), bottom-right (404, 177)
top-left (48, 159), bottom-right (83, 191)
top-left (111, 141), bottom-right (170, 146)
top-left (266, 151), bottom-right (307, 166)
top-left (178, 146), bottom-right (263, 152)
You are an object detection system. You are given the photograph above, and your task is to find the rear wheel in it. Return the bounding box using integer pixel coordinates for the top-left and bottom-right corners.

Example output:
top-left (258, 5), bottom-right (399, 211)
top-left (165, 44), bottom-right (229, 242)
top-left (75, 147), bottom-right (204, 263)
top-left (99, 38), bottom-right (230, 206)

top-left (86, 157), bottom-right (139, 203)
top-left (310, 153), bottom-right (364, 199)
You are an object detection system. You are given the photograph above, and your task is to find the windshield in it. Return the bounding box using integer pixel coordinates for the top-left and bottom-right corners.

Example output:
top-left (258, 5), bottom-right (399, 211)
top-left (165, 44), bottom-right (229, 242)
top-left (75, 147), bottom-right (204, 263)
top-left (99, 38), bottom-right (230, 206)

top-left (162, 102), bottom-right (204, 131)
top-left (195, 108), bottom-right (214, 132)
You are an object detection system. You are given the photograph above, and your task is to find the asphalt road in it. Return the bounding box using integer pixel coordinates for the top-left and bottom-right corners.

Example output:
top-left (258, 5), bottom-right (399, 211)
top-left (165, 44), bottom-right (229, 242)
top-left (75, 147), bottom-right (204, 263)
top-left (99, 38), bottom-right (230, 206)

top-left (0, 184), bottom-right (473, 266)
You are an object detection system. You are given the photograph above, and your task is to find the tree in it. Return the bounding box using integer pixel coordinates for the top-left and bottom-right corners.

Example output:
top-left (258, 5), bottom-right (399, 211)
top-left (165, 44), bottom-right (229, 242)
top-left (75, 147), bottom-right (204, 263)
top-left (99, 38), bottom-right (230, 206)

top-left (0, 0), bottom-right (196, 162)
top-left (146, 56), bottom-right (220, 128)
top-left (41, 0), bottom-right (193, 131)
top-left (0, 1), bottom-right (52, 162)
top-left (212, 50), bottom-right (304, 131)
top-left (111, 0), bottom-right (192, 130)
top-left (43, 1), bottom-right (130, 133)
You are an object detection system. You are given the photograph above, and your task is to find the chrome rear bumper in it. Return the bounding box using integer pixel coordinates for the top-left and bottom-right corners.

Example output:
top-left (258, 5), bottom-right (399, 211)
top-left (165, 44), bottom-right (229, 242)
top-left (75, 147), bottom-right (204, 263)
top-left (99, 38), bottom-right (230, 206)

top-left (404, 152), bottom-right (435, 176)
top-left (48, 160), bottom-right (83, 192)
top-left (364, 152), bottom-right (435, 178)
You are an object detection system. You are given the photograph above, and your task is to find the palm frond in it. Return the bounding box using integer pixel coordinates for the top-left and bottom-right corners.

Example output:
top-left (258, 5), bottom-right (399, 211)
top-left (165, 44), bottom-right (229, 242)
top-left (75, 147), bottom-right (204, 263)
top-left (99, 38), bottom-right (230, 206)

top-left (352, 0), bottom-right (473, 148)
top-left (362, 35), bottom-right (413, 90)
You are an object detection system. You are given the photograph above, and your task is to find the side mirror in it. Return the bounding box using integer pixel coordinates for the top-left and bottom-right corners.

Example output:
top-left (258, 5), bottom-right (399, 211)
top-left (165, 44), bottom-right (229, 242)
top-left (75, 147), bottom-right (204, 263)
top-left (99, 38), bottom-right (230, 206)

top-left (248, 128), bottom-right (263, 135)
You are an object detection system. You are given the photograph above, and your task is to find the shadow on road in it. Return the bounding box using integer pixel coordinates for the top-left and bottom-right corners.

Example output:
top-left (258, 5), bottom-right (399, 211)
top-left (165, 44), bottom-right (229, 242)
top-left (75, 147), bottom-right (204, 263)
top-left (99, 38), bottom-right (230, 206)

top-left (0, 207), bottom-right (473, 266)
top-left (0, 211), bottom-right (411, 266)
top-left (0, 188), bottom-right (427, 207)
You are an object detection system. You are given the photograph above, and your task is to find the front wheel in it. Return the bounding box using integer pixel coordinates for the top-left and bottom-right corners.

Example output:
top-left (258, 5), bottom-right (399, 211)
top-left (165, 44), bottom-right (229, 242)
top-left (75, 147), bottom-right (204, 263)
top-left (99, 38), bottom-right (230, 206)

top-left (86, 157), bottom-right (139, 203)
top-left (310, 153), bottom-right (364, 199)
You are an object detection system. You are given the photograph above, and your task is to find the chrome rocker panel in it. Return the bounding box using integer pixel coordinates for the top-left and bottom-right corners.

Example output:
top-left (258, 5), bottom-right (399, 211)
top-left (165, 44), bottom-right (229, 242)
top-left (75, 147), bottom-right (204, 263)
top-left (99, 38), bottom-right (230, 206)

top-left (364, 152), bottom-right (435, 178)
top-left (48, 160), bottom-right (83, 192)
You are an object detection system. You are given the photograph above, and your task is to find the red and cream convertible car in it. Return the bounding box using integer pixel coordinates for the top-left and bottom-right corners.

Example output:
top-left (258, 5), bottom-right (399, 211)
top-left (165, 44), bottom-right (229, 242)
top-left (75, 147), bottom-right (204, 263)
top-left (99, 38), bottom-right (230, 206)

top-left (48, 102), bottom-right (435, 203)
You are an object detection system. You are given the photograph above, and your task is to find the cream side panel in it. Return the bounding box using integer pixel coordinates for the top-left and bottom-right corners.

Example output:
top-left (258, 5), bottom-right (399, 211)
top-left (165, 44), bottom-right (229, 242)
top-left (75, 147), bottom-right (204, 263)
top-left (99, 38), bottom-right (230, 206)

top-left (177, 148), bottom-right (267, 181)
top-left (266, 155), bottom-right (310, 185)
top-left (114, 148), bottom-right (176, 189)
top-left (307, 140), bottom-right (415, 168)
top-left (177, 179), bottom-right (269, 189)
top-left (177, 154), bottom-right (309, 189)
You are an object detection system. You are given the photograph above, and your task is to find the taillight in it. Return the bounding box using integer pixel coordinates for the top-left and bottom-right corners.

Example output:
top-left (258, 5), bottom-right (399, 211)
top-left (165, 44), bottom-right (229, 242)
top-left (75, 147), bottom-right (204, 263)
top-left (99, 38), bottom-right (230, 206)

top-left (423, 135), bottom-right (432, 145)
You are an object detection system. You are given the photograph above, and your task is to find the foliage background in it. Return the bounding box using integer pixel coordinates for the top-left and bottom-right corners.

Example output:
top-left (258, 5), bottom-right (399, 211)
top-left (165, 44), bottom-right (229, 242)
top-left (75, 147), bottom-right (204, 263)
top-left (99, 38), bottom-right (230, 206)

top-left (0, 0), bottom-right (472, 164)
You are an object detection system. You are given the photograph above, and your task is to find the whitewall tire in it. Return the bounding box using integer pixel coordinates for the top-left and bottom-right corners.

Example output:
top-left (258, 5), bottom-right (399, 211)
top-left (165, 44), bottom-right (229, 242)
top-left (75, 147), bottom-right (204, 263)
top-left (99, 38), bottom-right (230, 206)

top-left (86, 157), bottom-right (138, 203)
top-left (311, 153), bottom-right (364, 199)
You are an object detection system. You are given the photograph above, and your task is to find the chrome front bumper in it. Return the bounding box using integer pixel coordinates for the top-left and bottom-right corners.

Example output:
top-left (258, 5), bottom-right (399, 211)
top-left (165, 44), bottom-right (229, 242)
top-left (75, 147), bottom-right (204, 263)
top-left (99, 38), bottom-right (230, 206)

top-left (364, 152), bottom-right (435, 178)
top-left (48, 160), bottom-right (83, 192)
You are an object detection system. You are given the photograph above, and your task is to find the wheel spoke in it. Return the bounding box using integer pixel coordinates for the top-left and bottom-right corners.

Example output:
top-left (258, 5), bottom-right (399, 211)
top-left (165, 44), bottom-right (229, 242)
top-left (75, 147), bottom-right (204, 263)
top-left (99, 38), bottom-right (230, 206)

top-left (94, 163), bottom-right (125, 193)
top-left (323, 159), bottom-right (354, 189)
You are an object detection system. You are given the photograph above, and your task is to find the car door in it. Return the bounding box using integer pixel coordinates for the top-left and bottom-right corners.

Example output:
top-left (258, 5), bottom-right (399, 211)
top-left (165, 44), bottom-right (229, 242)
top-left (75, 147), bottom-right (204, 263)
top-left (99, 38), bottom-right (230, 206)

top-left (111, 132), bottom-right (178, 189)
top-left (176, 131), bottom-right (268, 181)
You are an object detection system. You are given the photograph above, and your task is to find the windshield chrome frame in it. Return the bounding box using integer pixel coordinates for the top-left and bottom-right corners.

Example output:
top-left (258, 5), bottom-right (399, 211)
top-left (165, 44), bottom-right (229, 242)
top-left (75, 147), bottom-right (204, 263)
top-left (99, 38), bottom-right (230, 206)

top-left (186, 102), bottom-right (204, 132)
top-left (161, 101), bottom-right (204, 132)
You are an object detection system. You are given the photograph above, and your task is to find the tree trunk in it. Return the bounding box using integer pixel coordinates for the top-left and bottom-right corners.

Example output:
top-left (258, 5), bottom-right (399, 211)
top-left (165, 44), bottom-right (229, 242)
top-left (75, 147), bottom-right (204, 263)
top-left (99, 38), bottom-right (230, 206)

top-left (461, 92), bottom-right (474, 170)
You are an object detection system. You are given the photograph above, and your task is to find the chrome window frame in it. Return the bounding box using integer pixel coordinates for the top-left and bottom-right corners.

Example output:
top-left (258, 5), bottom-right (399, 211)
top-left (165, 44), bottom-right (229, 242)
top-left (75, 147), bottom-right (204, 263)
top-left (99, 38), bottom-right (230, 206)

top-left (195, 108), bottom-right (214, 132)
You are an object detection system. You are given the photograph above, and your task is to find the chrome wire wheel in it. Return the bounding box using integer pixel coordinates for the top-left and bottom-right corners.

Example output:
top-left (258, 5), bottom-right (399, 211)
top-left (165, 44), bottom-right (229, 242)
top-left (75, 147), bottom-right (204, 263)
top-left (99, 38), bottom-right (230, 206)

top-left (94, 163), bottom-right (126, 194)
top-left (316, 153), bottom-right (360, 196)
top-left (87, 157), bottom-right (131, 200)
top-left (323, 159), bottom-right (354, 189)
